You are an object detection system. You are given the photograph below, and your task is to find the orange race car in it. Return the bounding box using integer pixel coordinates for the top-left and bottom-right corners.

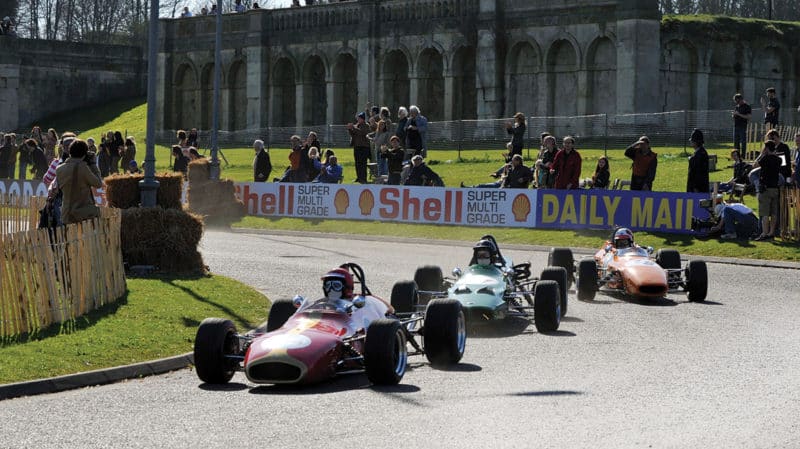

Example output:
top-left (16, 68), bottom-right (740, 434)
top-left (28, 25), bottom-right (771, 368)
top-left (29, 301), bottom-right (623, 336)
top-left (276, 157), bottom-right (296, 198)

top-left (550, 229), bottom-right (708, 302)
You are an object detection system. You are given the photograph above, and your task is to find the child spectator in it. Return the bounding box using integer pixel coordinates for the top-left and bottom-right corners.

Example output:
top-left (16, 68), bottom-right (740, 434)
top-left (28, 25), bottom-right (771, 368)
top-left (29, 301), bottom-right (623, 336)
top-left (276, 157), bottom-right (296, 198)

top-left (592, 156), bottom-right (610, 189)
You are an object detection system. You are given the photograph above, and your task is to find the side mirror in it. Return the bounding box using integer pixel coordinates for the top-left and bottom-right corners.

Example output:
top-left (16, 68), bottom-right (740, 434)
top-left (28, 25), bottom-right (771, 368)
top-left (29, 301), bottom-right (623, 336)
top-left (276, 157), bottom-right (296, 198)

top-left (292, 295), bottom-right (305, 308)
top-left (352, 296), bottom-right (366, 309)
top-left (452, 267), bottom-right (463, 278)
top-left (646, 246), bottom-right (654, 254)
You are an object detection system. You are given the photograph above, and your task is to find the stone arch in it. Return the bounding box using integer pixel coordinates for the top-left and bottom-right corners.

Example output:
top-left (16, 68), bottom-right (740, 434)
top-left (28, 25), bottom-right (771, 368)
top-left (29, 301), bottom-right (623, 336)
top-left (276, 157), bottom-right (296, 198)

top-left (272, 58), bottom-right (296, 127)
top-left (507, 40), bottom-right (541, 117)
top-left (228, 60), bottom-right (247, 131)
top-left (661, 39), bottom-right (698, 111)
top-left (302, 55), bottom-right (327, 126)
top-left (708, 41), bottom-right (744, 109)
top-left (200, 63), bottom-right (218, 130)
top-left (333, 53), bottom-right (358, 124)
top-left (416, 48), bottom-right (444, 121)
top-left (451, 45), bottom-right (477, 120)
top-left (586, 36), bottom-right (617, 115)
top-left (381, 49), bottom-right (410, 119)
top-left (547, 39), bottom-right (579, 116)
top-left (752, 46), bottom-right (789, 103)
top-left (173, 63), bottom-right (198, 130)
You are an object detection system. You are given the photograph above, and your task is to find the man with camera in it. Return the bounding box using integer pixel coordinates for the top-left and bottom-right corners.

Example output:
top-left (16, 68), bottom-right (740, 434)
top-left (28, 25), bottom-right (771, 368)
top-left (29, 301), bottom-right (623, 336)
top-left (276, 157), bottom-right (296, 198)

top-left (55, 139), bottom-right (103, 225)
top-left (708, 196), bottom-right (760, 240)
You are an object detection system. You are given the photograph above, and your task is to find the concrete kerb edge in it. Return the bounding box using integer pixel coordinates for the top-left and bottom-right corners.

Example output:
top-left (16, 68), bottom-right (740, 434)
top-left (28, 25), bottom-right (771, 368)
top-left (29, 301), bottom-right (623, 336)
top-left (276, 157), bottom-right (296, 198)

top-left (0, 353), bottom-right (194, 401)
top-left (228, 227), bottom-right (800, 271)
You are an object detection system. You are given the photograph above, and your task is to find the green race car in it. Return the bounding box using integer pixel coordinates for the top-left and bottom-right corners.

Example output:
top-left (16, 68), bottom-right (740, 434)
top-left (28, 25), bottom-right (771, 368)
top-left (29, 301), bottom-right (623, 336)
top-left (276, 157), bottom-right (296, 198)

top-left (399, 235), bottom-right (569, 333)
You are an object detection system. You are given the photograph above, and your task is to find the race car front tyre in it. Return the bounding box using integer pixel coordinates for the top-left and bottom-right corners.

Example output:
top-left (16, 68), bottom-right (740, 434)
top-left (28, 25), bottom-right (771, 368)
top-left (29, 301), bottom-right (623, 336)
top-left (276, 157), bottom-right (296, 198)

top-left (548, 248), bottom-right (575, 286)
top-left (424, 298), bottom-right (466, 366)
top-left (655, 249), bottom-right (681, 269)
top-left (540, 266), bottom-right (568, 317)
top-left (365, 319), bottom-right (408, 385)
top-left (577, 259), bottom-right (598, 301)
top-left (390, 280), bottom-right (418, 314)
top-left (685, 260), bottom-right (708, 302)
top-left (194, 318), bottom-right (239, 384)
top-left (533, 280), bottom-right (561, 333)
top-left (414, 266), bottom-right (444, 305)
top-left (266, 298), bottom-right (296, 332)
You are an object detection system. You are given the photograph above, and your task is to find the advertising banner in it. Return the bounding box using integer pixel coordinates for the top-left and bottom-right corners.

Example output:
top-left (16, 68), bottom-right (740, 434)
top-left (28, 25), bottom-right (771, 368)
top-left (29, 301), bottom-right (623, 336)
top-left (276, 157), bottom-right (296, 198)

top-left (234, 183), bottom-right (538, 228)
top-left (0, 179), bottom-right (107, 206)
top-left (535, 189), bottom-right (711, 234)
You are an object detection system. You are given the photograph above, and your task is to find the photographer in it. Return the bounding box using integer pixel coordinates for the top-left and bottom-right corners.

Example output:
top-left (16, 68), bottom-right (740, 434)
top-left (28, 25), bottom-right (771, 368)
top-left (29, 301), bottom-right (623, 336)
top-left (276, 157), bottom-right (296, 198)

top-left (709, 197), bottom-right (760, 240)
top-left (55, 139), bottom-right (103, 225)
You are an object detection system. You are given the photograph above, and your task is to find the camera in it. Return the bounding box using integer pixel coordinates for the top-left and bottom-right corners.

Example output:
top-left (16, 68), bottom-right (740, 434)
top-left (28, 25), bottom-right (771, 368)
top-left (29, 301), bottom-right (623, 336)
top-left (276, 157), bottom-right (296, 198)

top-left (84, 151), bottom-right (97, 166)
top-left (691, 198), bottom-right (718, 234)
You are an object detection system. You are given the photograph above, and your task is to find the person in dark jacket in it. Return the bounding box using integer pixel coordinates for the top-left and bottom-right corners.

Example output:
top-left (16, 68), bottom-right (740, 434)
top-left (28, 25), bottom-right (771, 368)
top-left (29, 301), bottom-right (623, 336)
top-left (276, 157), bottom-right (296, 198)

top-left (592, 156), bottom-right (610, 189)
top-left (500, 154), bottom-right (532, 189)
top-left (25, 139), bottom-right (49, 179)
top-left (253, 139), bottom-right (271, 182)
top-left (172, 145), bottom-right (189, 175)
top-left (505, 112), bottom-right (526, 157)
top-left (347, 112), bottom-right (371, 183)
top-left (384, 135), bottom-right (406, 185)
top-left (624, 136), bottom-right (657, 191)
top-left (754, 140), bottom-right (782, 241)
top-left (551, 136), bottom-right (582, 189)
top-left (686, 129), bottom-right (709, 193)
top-left (404, 155), bottom-right (443, 187)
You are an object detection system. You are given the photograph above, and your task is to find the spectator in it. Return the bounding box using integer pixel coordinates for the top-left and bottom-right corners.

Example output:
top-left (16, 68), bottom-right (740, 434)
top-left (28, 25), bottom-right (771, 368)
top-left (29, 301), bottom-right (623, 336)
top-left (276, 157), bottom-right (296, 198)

top-left (760, 87), bottom-right (780, 128)
top-left (200, 7), bottom-right (208, 15)
top-left (347, 112), bottom-right (371, 183)
top-left (1, 17), bottom-right (16, 37)
top-left (188, 147), bottom-right (202, 161)
top-left (379, 107), bottom-right (392, 129)
top-left (307, 146), bottom-right (322, 180)
top-left (210, 4), bottom-right (218, 14)
top-left (0, 134), bottom-right (13, 178)
top-left (405, 105), bottom-right (428, 157)
top-left (551, 136), bottom-right (582, 190)
top-left (30, 126), bottom-right (43, 145)
top-left (366, 103), bottom-right (381, 129)
top-left (44, 128), bottom-right (59, 162)
top-left (278, 135), bottom-right (307, 182)
top-left (291, 0), bottom-right (300, 7)
top-left (303, 131), bottom-right (322, 156)
top-left (753, 140), bottom-right (782, 241)
top-left (732, 93), bottom-right (751, 158)
top-left (591, 156), bottom-right (610, 189)
top-left (505, 112), bottom-right (526, 157)
top-left (765, 129), bottom-right (791, 182)
top-left (128, 160), bottom-right (141, 174)
top-left (97, 142), bottom-right (111, 177)
top-left (235, 0), bottom-right (246, 13)
top-left (172, 145), bottom-right (189, 175)
top-left (121, 136), bottom-right (136, 170)
top-left (369, 119), bottom-right (391, 176)
top-left (252, 3), bottom-right (260, 9)
top-left (384, 135), bottom-right (406, 185)
top-left (26, 139), bottom-right (49, 180)
top-left (17, 137), bottom-right (32, 180)
top-left (6, 133), bottom-right (18, 180)
top-left (535, 134), bottom-right (557, 188)
top-left (315, 155), bottom-right (343, 183)
top-left (253, 139), bottom-right (271, 182)
top-left (55, 139), bottom-right (103, 225)
top-left (187, 128), bottom-right (199, 147)
top-left (624, 135), bottom-right (657, 191)
top-left (500, 154), bottom-right (532, 189)
top-left (719, 149), bottom-right (752, 193)
top-left (109, 131), bottom-right (124, 174)
top-left (395, 107), bottom-right (409, 150)
top-left (181, 6), bottom-right (193, 17)
top-left (404, 155), bottom-right (443, 187)
top-left (709, 197), bottom-right (760, 240)
top-left (686, 129), bottom-right (709, 193)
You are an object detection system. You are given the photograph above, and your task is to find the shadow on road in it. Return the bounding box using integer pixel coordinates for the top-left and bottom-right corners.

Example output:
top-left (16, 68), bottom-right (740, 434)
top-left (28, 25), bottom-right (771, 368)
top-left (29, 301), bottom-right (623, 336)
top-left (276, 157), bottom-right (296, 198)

top-left (561, 316), bottom-right (584, 323)
top-left (467, 317), bottom-right (531, 338)
top-left (435, 363), bottom-right (482, 373)
top-left (507, 390), bottom-right (583, 397)
top-left (247, 373), bottom-right (373, 395)
top-left (541, 330), bottom-right (577, 337)
top-left (199, 382), bottom-right (249, 392)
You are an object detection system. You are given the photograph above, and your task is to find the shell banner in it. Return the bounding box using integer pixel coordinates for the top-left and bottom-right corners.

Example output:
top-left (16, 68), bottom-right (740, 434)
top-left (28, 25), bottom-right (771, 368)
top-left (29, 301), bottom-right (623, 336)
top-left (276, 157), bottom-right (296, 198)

top-left (234, 183), bottom-right (538, 228)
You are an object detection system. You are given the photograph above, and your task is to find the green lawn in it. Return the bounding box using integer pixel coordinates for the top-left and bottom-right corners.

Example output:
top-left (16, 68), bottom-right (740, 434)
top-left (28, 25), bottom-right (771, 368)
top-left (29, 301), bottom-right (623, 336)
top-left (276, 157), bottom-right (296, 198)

top-left (0, 275), bottom-right (269, 384)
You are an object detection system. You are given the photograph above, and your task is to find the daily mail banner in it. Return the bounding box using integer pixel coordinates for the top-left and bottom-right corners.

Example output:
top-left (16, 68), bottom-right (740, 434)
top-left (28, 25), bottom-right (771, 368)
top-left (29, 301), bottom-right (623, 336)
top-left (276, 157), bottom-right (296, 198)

top-left (234, 182), bottom-right (539, 228)
top-left (0, 179), bottom-right (108, 206)
top-left (535, 189), bottom-right (711, 234)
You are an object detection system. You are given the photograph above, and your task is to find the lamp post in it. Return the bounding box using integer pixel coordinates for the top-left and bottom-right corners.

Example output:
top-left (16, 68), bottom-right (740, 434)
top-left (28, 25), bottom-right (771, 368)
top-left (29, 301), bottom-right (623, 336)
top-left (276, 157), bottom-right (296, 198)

top-left (139, 0), bottom-right (160, 207)
top-left (208, 3), bottom-right (222, 181)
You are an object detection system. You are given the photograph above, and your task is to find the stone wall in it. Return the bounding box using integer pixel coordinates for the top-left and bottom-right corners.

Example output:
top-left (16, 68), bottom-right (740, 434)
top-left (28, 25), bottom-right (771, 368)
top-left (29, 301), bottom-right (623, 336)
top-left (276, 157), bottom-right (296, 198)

top-left (0, 38), bottom-right (144, 132)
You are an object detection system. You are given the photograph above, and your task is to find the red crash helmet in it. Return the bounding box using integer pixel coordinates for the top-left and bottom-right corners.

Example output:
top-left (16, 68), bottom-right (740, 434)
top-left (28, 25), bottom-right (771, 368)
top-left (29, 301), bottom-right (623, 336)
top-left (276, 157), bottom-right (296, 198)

top-left (613, 228), bottom-right (634, 248)
top-left (321, 268), bottom-right (354, 299)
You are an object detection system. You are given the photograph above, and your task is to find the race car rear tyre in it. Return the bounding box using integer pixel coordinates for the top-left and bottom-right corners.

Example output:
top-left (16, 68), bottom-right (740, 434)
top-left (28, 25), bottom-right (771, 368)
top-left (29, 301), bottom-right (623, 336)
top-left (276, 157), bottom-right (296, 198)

top-left (391, 280), bottom-right (418, 315)
top-left (686, 260), bottom-right (708, 302)
top-left (548, 248), bottom-right (575, 286)
top-left (194, 318), bottom-right (239, 384)
top-left (655, 249), bottom-right (681, 269)
top-left (365, 319), bottom-right (408, 385)
top-left (414, 265), bottom-right (444, 305)
top-left (540, 266), bottom-right (568, 317)
top-left (424, 298), bottom-right (466, 366)
top-left (533, 280), bottom-right (561, 333)
top-left (266, 298), bottom-right (296, 332)
top-left (577, 259), bottom-right (598, 301)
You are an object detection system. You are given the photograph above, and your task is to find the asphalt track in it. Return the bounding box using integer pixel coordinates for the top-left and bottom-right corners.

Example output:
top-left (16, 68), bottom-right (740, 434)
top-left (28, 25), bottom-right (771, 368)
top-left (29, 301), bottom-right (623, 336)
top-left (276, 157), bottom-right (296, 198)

top-left (1, 230), bottom-right (798, 448)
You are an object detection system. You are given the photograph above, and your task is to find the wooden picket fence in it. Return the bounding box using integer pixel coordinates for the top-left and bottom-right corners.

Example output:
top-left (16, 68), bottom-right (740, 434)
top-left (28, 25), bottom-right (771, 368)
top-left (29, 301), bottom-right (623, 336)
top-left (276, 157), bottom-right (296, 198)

top-left (0, 194), bottom-right (46, 236)
top-left (780, 187), bottom-right (800, 242)
top-left (0, 203), bottom-right (126, 338)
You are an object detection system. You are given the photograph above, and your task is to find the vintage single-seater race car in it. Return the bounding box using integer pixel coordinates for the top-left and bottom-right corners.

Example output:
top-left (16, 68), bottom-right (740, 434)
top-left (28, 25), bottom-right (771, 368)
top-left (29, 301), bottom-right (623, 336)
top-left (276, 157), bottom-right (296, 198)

top-left (557, 230), bottom-right (708, 302)
top-left (193, 263), bottom-right (466, 386)
top-left (409, 235), bottom-right (569, 333)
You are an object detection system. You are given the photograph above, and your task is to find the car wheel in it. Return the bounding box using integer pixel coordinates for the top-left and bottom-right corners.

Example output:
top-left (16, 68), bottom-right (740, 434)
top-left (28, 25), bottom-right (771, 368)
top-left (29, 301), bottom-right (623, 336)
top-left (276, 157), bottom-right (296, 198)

top-left (685, 260), bottom-right (708, 302)
top-left (414, 265), bottom-right (444, 305)
top-left (533, 280), bottom-right (561, 333)
top-left (577, 259), bottom-right (598, 301)
top-left (365, 318), bottom-right (408, 385)
top-left (266, 298), bottom-right (296, 332)
top-left (548, 247), bottom-right (575, 286)
top-left (423, 298), bottom-right (466, 366)
top-left (540, 266), bottom-right (568, 317)
top-left (655, 249), bottom-right (681, 269)
top-left (194, 318), bottom-right (239, 384)
top-left (391, 280), bottom-right (418, 314)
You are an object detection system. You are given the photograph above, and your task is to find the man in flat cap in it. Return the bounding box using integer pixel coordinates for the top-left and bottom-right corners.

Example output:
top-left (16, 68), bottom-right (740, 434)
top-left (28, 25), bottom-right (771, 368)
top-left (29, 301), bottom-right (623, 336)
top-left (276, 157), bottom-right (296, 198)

top-left (624, 136), bottom-right (657, 191)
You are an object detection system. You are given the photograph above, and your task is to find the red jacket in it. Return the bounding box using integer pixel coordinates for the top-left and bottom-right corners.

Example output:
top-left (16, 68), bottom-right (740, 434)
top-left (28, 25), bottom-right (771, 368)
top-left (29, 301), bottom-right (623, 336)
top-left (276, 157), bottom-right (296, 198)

top-left (552, 148), bottom-right (582, 189)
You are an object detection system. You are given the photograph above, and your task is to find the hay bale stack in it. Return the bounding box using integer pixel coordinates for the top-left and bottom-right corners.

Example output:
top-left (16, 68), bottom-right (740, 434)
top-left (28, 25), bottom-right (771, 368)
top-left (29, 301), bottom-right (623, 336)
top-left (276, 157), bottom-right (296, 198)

top-left (186, 159), bottom-right (245, 227)
top-left (120, 207), bottom-right (205, 274)
top-left (155, 173), bottom-right (184, 210)
top-left (104, 173), bottom-right (184, 210)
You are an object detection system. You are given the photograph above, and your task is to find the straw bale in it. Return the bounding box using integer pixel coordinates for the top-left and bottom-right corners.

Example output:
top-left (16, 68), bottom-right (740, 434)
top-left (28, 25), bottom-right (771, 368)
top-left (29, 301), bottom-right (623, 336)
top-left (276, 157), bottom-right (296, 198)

top-left (103, 173), bottom-right (184, 210)
top-left (120, 207), bottom-right (206, 274)
top-left (155, 172), bottom-right (184, 210)
top-left (188, 158), bottom-right (211, 184)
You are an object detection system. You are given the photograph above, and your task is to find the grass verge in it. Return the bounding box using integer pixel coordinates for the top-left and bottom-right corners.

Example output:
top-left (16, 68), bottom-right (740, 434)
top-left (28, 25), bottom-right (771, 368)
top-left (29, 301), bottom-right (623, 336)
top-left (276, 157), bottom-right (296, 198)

top-left (0, 274), bottom-right (269, 384)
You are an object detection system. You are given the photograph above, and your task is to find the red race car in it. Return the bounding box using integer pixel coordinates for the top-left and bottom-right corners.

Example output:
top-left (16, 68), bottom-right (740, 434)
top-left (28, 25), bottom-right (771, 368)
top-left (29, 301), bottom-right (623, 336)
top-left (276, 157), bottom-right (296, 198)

top-left (193, 263), bottom-right (466, 386)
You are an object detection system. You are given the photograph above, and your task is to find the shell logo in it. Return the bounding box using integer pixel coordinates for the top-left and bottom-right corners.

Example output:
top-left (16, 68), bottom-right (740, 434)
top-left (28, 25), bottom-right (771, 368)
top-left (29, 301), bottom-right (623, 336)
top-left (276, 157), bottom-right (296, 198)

top-left (334, 189), bottom-right (349, 214)
top-left (512, 194), bottom-right (531, 222)
top-left (359, 190), bottom-right (375, 215)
